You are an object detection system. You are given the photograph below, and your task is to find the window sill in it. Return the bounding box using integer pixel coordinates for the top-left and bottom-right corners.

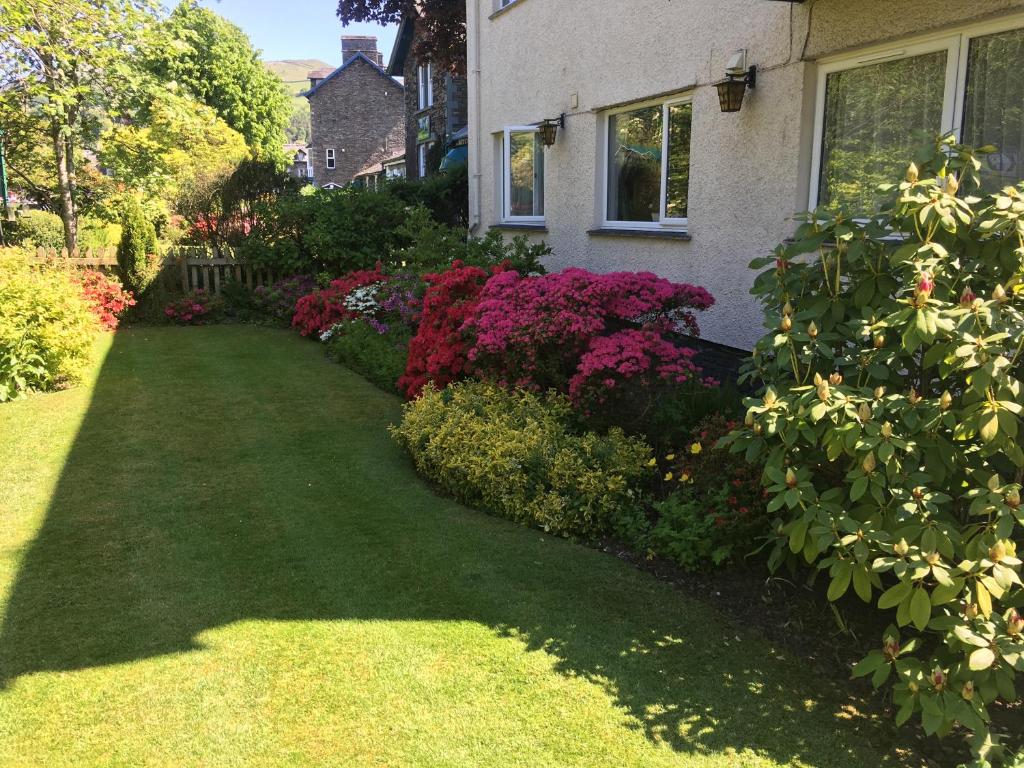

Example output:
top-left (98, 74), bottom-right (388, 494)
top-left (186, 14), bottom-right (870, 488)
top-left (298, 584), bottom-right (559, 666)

top-left (492, 222), bottom-right (548, 232)
top-left (489, 0), bottom-right (527, 20)
top-left (587, 227), bottom-right (691, 241)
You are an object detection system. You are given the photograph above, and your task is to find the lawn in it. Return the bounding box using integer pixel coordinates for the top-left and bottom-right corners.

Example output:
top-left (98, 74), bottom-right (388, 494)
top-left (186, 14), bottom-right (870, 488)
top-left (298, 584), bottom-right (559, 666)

top-left (0, 326), bottom-right (908, 767)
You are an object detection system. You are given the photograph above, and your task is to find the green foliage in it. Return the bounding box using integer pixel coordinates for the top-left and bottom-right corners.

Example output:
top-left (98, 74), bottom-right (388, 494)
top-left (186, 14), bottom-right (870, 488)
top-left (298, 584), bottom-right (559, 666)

top-left (10, 210), bottom-right (64, 250)
top-left (0, 248), bottom-right (97, 400)
top-left (116, 197), bottom-right (159, 294)
top-left (390, 381), bottom-right (652, 539)
top-left (724, 137), bottom-right (1024, 765)
top-left (241, 187), bottom-right (412, 275)
top-left (386, 164), bottom-right (469, 228)
top-left (327, 318), bottom-right (411, 392)
top-left (78, 218), bottom-right (122, 250)
top-left (647, 414), bottom-right (768, 570)
top-left (150, 2), bottom-right (291, 162)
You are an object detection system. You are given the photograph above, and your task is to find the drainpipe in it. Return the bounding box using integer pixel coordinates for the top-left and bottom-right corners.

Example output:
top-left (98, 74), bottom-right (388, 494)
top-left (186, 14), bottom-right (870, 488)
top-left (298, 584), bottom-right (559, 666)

top-left (468, 0), bottom-right (483, 234)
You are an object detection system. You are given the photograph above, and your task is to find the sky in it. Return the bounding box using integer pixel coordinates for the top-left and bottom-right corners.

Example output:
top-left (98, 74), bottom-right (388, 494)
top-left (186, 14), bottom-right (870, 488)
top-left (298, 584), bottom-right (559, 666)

top-left (196, 0), bottom-right (398, 66)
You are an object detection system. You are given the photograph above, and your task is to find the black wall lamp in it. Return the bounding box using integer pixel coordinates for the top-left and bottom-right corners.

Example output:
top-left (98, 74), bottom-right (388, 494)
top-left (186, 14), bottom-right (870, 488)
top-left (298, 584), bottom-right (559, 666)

top-left (537, 114), bottom-right (564, 147)
top-left (716, 50), bottom-right (756, 113)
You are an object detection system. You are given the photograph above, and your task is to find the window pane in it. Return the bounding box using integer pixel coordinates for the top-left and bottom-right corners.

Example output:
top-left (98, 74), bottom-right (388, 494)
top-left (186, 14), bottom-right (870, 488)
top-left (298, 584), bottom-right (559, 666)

top-left (608, 105), bottom-right (662, 222)
top-left (818, 51), bottom-right (947, 212)
top-left (963, 27), bottom-right (1024, 192)
top-left (508, 131), bottom-right (543, 217)
top-left (664, 103), bottom-right (691, 219)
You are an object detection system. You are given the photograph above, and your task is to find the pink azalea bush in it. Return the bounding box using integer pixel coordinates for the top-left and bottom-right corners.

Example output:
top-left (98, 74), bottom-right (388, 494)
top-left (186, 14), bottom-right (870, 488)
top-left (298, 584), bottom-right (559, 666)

top-left (164, 290), bottom-right (221, 324)
top-left (464, 268), bottom-right (714, 398)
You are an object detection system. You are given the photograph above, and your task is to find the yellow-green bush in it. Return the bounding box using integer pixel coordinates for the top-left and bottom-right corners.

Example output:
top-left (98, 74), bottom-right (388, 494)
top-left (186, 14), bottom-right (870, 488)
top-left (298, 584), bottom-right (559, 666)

top-left (390, 381), bottom-right (652, 538)
top-left (0, 248), bottom-right (97, 401)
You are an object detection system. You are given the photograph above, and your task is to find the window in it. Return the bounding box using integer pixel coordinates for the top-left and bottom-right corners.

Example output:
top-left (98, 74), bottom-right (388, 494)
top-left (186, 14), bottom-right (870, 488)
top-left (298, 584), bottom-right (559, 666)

top-left (326, 148), bottom-right (336, 170)
top-left (812, 18), bottom-right (1024, 210)
top-left (417, 63), bottom-right (433, 110)
top-left (603, 97), bottom-right (692, 229)
top-left (502, 127), bottom-right (545, 222)
top-left (418, 142), bottom-right (432, 178)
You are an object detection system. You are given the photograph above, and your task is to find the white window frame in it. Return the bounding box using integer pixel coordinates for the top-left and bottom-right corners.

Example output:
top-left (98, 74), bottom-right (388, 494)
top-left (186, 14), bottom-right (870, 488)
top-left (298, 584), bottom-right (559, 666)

top-left (418, 63), bottom-right (433, 110)
top-left (502, 125), bottom-right (545, 224)
top-left (418, 142), bottom-right (432, 178)
top-left (326, 148), bottom-right (336, 170)
top-left (809, 13), bottom-right (1024, 210)
top-left (601, 94), bottom-right (693, 231)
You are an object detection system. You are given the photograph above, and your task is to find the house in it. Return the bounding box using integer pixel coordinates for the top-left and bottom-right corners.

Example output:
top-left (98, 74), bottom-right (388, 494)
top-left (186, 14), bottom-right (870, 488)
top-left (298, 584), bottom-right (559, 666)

top-left (304, 36), bottom-right (406, 187)
top-left (284, 143), bottom-right (313, 182)
top-left (386, 13), bottom-right (468, 180)
top-left (353, 144), bottom-right (407, 190)
top-left (466, 0), bottom-right (1024, 351)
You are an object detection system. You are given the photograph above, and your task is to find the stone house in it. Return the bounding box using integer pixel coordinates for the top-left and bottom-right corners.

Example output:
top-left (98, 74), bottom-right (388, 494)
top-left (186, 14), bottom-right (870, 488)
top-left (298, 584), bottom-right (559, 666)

top-left (467, 0), bottom-right (1024, 351)
top-left (305, 36), bottom-right (405, 188)
top-left (386, 14), bottom-right (468, 180)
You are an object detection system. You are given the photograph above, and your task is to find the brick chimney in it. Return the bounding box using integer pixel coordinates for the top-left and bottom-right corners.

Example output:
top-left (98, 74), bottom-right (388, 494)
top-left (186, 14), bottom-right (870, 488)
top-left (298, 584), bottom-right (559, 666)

top-left (341, 36), bottom-right (382, 66)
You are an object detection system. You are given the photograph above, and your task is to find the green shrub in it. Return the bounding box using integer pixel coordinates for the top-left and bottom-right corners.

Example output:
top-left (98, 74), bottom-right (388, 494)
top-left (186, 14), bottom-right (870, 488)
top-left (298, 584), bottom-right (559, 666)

top-left (11, 210), bottom-right (64, 250)
top-left (0, 248), bottom-right (97, 400)
top-left (116, 196), bottom-right (158, 294)
top-left (78, 218), bottom-right (122, 250)
top-left (647, 414), bottom-right (768, 570)
top-left (327, 318), bottom-right (411, 392)
top-left (390, 381), bottom-right (652, 539)
top-left (385, 163), bottom-right (469, 228)
top-left (723, 137), bottom-right (1024, 765)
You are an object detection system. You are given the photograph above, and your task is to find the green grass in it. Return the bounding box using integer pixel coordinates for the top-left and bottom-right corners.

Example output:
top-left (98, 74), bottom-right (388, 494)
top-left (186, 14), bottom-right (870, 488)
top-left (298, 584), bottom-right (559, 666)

top-left (0, 326), bottom-right (907, 767)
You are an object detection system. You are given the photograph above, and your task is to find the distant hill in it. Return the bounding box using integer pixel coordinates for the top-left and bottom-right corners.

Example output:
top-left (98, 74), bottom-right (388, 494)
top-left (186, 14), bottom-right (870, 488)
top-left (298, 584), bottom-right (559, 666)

top-left (265, 59), bottom-right (333, 97)
top-left (264, 60), bottom-right (333, 145)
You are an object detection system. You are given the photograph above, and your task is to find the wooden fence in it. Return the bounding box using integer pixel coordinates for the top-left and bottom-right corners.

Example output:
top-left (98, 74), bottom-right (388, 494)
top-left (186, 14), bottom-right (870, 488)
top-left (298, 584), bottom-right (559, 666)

top-left (32, 245), bottom-right (278, 295)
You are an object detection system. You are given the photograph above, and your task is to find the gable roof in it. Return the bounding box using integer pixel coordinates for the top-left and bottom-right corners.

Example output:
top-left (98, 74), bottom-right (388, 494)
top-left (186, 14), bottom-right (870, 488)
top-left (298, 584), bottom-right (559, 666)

top-left (386, 14), bottom-right (416, 76)
top-left (303, 52), bottom-right (404, 98)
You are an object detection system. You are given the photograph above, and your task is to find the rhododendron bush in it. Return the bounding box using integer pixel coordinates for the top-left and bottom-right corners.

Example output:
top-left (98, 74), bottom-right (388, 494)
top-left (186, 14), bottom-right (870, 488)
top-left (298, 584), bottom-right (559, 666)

top-left (398, 261), bottom-right (504, 399)
top-left (76, 270), bottom-right (135, 330)
top-left (291, 266), bottom-right (389, 337)
top-left (464, 269), bottom-right (715, 432)
top-left (723, 138), bottom-right (1024, 766)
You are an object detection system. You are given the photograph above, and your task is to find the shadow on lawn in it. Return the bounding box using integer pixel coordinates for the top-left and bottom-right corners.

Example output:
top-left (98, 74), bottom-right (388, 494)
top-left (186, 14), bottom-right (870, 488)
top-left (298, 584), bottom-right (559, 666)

top-left (0, 328), bottom-right (902, 766)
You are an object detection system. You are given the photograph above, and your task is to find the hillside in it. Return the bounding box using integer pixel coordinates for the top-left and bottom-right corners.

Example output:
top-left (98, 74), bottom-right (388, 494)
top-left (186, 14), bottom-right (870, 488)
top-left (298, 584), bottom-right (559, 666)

top-left (265, 59), bottom-right (333, 96)
top-left (264, 59), bottom-right (333, 145)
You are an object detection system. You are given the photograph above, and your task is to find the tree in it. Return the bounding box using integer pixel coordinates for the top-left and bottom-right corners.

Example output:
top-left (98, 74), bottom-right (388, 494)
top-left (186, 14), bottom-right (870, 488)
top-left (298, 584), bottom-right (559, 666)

top-left (336, 0), bottom-right (466, 75)
top-left (99, 86), bottom-right (248, 223)
top-left (0, 0), bottom-right (160, 250)
top-left (149, 2), bottom-right (291, 163)
top-left (116, 195), bottom-right (157, 293)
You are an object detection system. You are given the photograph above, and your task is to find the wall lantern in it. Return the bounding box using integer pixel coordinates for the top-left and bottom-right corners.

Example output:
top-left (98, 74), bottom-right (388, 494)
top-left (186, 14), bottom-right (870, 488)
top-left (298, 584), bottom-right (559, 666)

top-left (715, 50), bottom-right (756, 113)
top-left (537, 114), bottom-right (564, 147)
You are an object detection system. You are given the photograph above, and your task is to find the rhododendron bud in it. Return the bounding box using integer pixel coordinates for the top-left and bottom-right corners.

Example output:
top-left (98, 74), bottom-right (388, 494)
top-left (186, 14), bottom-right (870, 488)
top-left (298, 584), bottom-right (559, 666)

top-left (1006, 488), bottom-right (1021, 509)
top-left (881, 421), bottom-right (893, 438)
top-left (908, 681), bottom-right (919, 694)
top-left (807, 321), bottom-right (819, 338)
top-left (940, 391), bottom-right (953, 410)
top-left (817, 381), bottom-right (830, 401)
top-left (782, 300), bottom-right (794, 317)
top-left (965, 602), bottom-right (980, 620)
top-left (916, 272), bottom-right (935, 297)
top-left (780, 315), bottom-right (792, 332)
top-left (908, 388), bottom-right (921, 405)
top-left (873, 334), bottom-right (885, 349)
top-left (993, 283), bottom-right (1008, 303)
top-left (753, 422), bottom-right (763, 435)
top-left (862, 452), bottom-right (876, 474)
top-left (925, 551), bottom-right (941, 566)
top-left (894, 538), bottom-right (909, 557)
top-left (930, 667), bottom-right (946, 691)
top-left (874, 386), bottom-right (886, 400)
top-left (961, 681), bottom-right (974, 701)
top-left (814, 372), bottom-right (823, 386)
top-left (1008, 610), bottom-right (1024, 636)
top-left (989, 541), bottom-right (1007, 563)
top-left (857, 403), bottom-right (872, 422)
top-left (912, 487), bottom-right (924, 501)
top-left (883, 635), bottom-right (900, 660)
top-left (906, 162), bottom-right (919, 183)
top-left (744, 410), bottom-right (755, 427)
top-left (945, 174), bottom-right (959, 196)
top-left (785, 468), bottom-right (798, 488)
top-left (960, 286), bottom-right (977, 305)
top-left (829, 372), bottom-right (842, 386)
top-left (776, 258), bottom-right (788, 273)
top-left (763, 389), bottom-right (777, 407)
